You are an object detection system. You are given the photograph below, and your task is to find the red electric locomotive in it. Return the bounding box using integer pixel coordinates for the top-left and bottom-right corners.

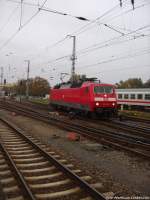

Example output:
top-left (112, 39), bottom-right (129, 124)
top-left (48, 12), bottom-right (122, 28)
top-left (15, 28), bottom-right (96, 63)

top-left (50, 81), bottom-right (117, 117)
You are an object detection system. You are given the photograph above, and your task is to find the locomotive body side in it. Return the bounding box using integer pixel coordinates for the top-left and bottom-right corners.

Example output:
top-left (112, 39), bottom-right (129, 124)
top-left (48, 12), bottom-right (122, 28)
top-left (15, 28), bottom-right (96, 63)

top-left (50, 83), bottom-right (92, 111)
top-left (50, 82), bottom-right (117, 115)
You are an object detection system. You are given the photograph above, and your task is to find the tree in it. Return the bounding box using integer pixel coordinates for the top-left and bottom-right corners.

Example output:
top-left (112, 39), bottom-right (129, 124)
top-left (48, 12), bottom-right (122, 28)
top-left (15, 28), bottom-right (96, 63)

top-left (116, 78), bottom-right (144, 88)
top-left (31, 77), bottom-right (50, 96)
top-left (15, 79), bottom-right (27, 95)
top-left (15, 77), bottom-right (50, 96)
top-left (144, 79), bottom-right (150, 88)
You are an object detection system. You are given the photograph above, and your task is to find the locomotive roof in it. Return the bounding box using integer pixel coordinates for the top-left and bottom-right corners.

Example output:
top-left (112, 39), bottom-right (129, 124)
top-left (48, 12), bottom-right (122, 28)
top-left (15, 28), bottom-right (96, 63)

top-left (81, 82), bottom-right (114, 87)
top-left (53, 81), bottom-right (114, 89)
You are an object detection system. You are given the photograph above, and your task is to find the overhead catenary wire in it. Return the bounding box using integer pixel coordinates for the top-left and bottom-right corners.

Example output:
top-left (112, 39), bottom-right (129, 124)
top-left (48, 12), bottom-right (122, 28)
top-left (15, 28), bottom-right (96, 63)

top-left (1, 0), bottom-right (150, 83)
top-left (0, 5), bottom-right (19, 34)
top-left (103, 23), bottom-right (125, 35)
top-left (1, 0), bottom-right (147, 54)
top-left (35, 34), bottom-right (147, 67)
top-left (102, 1), bottom-right (150, 24)
top-left (45, 46), bottom-right (150, 73)
top-left (32, 44), bottom-right (150, 76)
top-left (20, 0), bottom-right (129, 59)
top-left (0, 0), bottom-right (90, 52)
top-left (76, 47), bottom-right (150, 70)
top-left (19, 0), bottom-right (23, 29)
top-left (0, 0), bottom-right (48, 52)
top-left (33, 24), bottom-right (150, 67)
top-left (76, 26), bottom-right (150, 55)
top-left (81, 64), bottom-right (150, 78)
top-left (6, 0), bottom-right (90, 21)
top-left (25, 0), bottom-right (149, 60)
top-left (74, 0), bottom-right (150, 36)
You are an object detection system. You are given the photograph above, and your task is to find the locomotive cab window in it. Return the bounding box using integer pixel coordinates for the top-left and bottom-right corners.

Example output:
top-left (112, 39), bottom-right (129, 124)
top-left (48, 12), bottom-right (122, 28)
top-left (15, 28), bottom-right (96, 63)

top-left (94, 86), bottom-right (113, 94)
top-left (145, 94), bottom-right (150, 100)
top-left (137, 94), bottom-right (143, 99)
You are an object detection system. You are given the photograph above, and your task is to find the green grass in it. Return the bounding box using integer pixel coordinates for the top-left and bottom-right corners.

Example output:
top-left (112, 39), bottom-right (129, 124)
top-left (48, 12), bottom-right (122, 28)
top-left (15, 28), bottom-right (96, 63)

top-left (119, 110), bottom-right (150, 120)
top-left (30, 98), bottom-right (49, 105)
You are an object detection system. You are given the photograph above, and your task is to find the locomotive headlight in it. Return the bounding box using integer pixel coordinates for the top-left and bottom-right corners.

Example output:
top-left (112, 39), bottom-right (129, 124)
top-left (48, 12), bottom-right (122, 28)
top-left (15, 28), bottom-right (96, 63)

top-left (112, 102), bottom-right (115, 106)
top-left (96, 102), bottom-right (99, 106)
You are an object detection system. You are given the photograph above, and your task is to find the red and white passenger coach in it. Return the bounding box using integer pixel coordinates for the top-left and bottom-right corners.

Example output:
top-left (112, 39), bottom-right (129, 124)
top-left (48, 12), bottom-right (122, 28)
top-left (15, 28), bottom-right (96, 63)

top-left (116, 88), bottom-right (150, 109)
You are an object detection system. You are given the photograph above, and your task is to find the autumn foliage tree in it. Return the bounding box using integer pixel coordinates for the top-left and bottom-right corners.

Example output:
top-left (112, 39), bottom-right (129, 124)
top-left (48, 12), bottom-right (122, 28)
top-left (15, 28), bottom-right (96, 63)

top-left (15, 77), bottom-right (50, 96)
top-left (116, 78), bottom-right (144, 88)
top-left (30, 77), bottom-right (50, 96)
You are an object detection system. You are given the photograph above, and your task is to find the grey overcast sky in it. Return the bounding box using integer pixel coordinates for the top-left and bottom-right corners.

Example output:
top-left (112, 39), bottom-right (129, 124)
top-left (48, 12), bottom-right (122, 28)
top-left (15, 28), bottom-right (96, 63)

top-left (0, 0), bottom-right (150, 86)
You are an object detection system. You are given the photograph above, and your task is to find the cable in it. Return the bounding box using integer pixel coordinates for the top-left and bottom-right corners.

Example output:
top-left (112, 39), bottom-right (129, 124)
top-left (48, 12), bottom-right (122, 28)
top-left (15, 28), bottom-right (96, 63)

top-left (71, 0), bottom-right (128, 36)
top-left (19, 0), bottom-right (23, 29)
top-left (25, 0), bottom-right (148, 59)
top-left (0, 0), bottom-right (48, 52)
top-left (87, 64), bottom-right (150, 77)
top-left (33, 33), bottom-right (150, 70)
top-left (76, 47), bottom-right (150, 70)
top-left (0, 5), bottom-right (19, 34)
top-left (103, 23), bottom-right (125, 35)
top-left (6, 0), bottom-right (89, 21)
top-left (33, 25), bottom-right (150, 67)
top-left (77, 24), bottom-right (150, 54)
top-left (75, 0), bottom-right (150, 36)
top-left (102, 1), bottom-right (150, 24)
top-left (25, 0), bottom-right (128, 58)
top-left (32, 44), bottom-right (150, 77)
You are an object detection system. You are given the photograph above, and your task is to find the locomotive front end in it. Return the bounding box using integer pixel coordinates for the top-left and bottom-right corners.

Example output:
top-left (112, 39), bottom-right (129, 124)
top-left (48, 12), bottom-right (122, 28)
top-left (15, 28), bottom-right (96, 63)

top-left (93, 84), bottom-right (117, 115)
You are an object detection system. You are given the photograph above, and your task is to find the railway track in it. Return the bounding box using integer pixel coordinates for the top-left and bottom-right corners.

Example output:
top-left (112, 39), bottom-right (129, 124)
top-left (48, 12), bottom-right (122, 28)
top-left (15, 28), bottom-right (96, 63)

top-left (121, 115), bottom-right (150, 124)
top-left (6, 100), bottom-right (150, 132)
top-left (0, 117), bottom-right (108, 200)
top-left (15, 100), bottom-right (150, 134)
top-left (22, 100), bottom-right (150, 125)
top-left (87, 119), bottom-right (150, 138)
top-left (0, 100), bottom-right (150, 160)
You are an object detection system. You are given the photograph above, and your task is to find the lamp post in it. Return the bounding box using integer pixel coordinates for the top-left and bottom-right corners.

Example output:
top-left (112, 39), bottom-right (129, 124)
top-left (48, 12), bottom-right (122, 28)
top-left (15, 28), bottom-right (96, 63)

top-left (5, 52), bottom-right (13, 83)
top-left (0, 67), bottom-right (3, 85)
top-left (24, 60), bottom-right (30, 99)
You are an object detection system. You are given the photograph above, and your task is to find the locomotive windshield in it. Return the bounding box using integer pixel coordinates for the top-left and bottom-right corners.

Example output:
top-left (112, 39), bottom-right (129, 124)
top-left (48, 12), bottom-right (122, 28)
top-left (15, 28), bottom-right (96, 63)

top-left (94, 86), bottom-right (113, 94)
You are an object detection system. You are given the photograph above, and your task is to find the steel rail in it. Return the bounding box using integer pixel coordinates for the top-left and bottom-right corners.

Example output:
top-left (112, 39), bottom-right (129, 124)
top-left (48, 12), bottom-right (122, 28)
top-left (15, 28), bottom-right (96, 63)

top-left (108, 119), bottom-right (150, 134)
top-left (2, 100), bottom-right (150, 135)
top-left (121, 115), bottom-right (150, 124)
top-left (0, 102), bottom-right (150, 159)
top-left (0, 116), bottom-right (106, 200)
top-left (0, 140), bottom-right (36, 200)
top-left (1, 101), bottom-right (149, 140)
top-left (8, 103), bottom-right (150, 147)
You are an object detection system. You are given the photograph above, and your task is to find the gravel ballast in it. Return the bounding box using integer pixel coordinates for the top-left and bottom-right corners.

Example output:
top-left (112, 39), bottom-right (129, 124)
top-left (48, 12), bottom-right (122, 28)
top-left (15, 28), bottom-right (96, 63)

top-left (0, 109), bottom-right (150, 197)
